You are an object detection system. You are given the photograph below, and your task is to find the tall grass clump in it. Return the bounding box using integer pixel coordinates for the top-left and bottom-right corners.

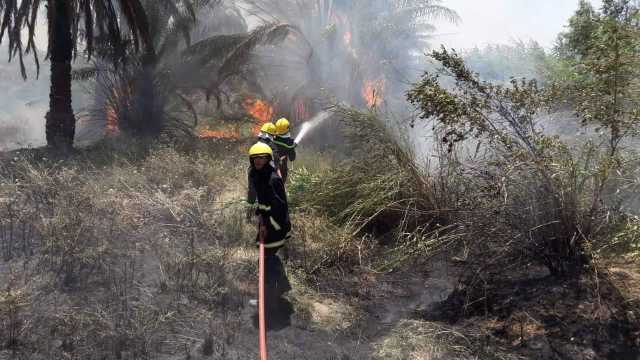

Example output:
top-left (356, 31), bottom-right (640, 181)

top-left (288, 106), bottom-right (467, 272)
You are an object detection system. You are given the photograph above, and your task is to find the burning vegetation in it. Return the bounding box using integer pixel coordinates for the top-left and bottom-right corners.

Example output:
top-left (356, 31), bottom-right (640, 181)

top-left (243, 97), bottom-right (275, 135)
top-left (362, 78), bottom-right (385, 108)
top-left (196, 97), bottom-right (275, 140)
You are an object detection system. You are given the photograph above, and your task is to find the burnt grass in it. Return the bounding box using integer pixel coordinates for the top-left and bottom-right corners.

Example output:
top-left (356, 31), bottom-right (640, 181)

top-left (423, 263), bottom-right (640, 359)
top-left (2, 141), bottom-right (640, 359)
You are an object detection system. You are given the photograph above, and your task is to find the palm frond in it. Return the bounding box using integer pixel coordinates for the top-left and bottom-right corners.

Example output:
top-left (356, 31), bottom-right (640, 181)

top-left (176, 92), bottom-right (199, 127)
top-left (394, 4), bottom-right (460, 24)
top-left (217, 23), bottom-right (291, 80)
top-left (0, 0), bottom-right (42, 79)
top-left (181, 32), bottom-right (248, 65)
top-left (71, 66), bottom-right (99, 81)
top-left (119, 0), bottom-right (154, 55)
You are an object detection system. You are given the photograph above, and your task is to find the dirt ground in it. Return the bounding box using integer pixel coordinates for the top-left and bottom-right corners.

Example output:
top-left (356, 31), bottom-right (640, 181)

top-left (423, 261), bottom-right (640, 360)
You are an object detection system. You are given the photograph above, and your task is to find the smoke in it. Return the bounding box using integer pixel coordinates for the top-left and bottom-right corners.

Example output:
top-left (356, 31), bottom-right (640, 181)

top-left (435, 0), bottom-right (604, 50)
top-left (0, 9), bottom-right (106, 152)
top-left (0, 44), bottom-right (94, 151)
top-left (231, 0), bottom-right (463, 153)
top-left (0, 54), bottom-right (48, 151)
top-left (243, 0), bottom-right (451, 115)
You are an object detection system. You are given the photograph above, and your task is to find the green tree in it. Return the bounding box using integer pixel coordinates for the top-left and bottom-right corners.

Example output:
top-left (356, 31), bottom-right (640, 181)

top-left (408, 48), bottom-right (608, 276)
top-left (552, 0), bottom-right (640, 232)
top-left (463, 40), bottom-right (550, 83)
top-left (0, 0), bottom-right (153, 150)
top-left (554, 0), bottom-right (601, 59)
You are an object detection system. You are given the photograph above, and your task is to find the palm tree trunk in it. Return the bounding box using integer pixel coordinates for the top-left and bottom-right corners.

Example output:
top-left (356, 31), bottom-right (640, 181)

top-left (45, 0), bottom-right (75, 150)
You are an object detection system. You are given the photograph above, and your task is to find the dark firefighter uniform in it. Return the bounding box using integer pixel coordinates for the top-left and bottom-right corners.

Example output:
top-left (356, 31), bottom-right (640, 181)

top-left (247, 142), bottom-right (292, 320)
top-left (248, 123), bottom-right (280, 205)
top-left (273, 118), bottom-right (297, 184)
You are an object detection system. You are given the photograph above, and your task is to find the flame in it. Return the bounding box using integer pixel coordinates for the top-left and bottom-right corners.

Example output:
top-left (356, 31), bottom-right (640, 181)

top-left (362, 78), bottom-right (385, 108)
top-left (344, 30), bottom-right (357, 57)
top-left (294, 98), bottom-right (308, 122)
top-left (104, 85), bottom-right (132, 136)
top-left (243, 98), bottom-right (274, 134)
top-left (105, 104), bottom-right (120, 136)
top-left (198, 126), bottom-right (240, 139)
top-left (344, 31), bottom-right (352, 46)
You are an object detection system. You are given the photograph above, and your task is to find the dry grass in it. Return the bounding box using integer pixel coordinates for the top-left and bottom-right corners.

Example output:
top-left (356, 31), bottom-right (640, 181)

top-left (374, 320), bottom-right (525, 360)
top-left (0, 141), bottom-right (263, 358)
top-left (286, 267), bottom-right (363, 333)
top-left (0, 137), bottom-right (393, 358)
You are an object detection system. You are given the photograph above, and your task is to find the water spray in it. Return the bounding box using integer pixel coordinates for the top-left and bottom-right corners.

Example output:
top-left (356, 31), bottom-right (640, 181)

top-left (294, 111), bottom-right (331, 145)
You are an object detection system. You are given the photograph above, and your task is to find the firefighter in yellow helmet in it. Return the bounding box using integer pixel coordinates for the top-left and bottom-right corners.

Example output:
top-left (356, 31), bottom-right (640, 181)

top-left (273, 118), bottom-right (297, 183)
top-left (247, 142), bottom-right (293, 329)
top-left (258, 122), bottom-right (281, 170)
top-left (248, 123), bottom-right (281, 205)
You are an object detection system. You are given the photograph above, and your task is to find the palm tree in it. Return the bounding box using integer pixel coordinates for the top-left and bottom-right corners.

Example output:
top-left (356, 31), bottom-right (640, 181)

top-left (0, 0), bottom-right (154, 150)
top-left (242, 0), bottom-right (459, 114)
top-left (77, 0), bottom-right (291, 138)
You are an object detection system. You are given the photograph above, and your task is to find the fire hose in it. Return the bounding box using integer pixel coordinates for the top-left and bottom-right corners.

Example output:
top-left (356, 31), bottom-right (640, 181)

top-left (258, 216), bottom-right (268, 360)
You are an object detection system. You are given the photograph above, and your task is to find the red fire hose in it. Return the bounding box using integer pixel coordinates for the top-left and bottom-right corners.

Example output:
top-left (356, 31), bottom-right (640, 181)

top-left (258, 217), bottom-right (268, 360)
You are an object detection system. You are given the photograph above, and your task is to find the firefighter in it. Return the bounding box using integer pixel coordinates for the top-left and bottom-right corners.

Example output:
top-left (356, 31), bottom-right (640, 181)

top-left (273, 118), bottom-right (297, 183)
top-left (248, 123), bottom-right (280, 206)
top-left (247, 142), bottom-right (293, 329)
top-left (257, 122), bottom-right (280, 170)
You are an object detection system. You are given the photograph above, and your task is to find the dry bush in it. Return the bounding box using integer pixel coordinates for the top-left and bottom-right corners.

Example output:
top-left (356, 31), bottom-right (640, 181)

top-left (37, 186), bottom-right (117, 289)
top-left (406, 48), bottom-right (638, 279)
top-left (218, 201), bottom-right (254, 245)
top-left (41, 296), bottom-right (179, 360)
top-left (287, 273), bottom-right (363, 333)
top-left (0, 188), bottom-right (38, 260)
top-left (605, 215), bottom-right (640, 259)
top-left (374, 320), bottom-right (525, 360)
top-left (160, 244), bottom-right (229, 304)
top-left (288, 209), bottom-right (372, 274)
top-left (0, 283), bottom-right (29, 349)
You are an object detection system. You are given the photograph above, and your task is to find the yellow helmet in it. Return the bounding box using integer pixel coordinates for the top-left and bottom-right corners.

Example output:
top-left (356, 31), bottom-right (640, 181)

top-left (248, 142), bottom-right (273, 157)
top-left (260, 122), bottom-right (277, 135)
top-left (275, 118), bottom-right (290, 135)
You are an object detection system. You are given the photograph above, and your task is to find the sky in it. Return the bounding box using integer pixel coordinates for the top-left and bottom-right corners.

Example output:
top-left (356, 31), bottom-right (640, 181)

top-left (433, 0), bottom-right (603, 50)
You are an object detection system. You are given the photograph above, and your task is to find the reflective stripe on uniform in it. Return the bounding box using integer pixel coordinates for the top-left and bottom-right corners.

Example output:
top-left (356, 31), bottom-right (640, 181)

top-left (264, 239), bottom-right (286, 248)
top-left (273, 140), bottom-right (296, 149)
top-left (270, 216), bottom-right (281, 230)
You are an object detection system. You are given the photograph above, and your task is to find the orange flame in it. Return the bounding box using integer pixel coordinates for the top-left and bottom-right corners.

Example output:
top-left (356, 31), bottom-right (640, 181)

top-left (243, 98), bottom-right (274, 134)
top-left (344, 30), bottom-right (357, 57)
top-left (294, 98), bottom-right (308, 122)
top-left (362, 78), bottom-right (385, 108)
top-left (198, 126), bottom-right (240, 139)
top-left (344, 31), bottom-right (352, 46)
top-left (104, 85), bottom-right (132, 136)
top-left (105, 104), bottom-right (120, 136)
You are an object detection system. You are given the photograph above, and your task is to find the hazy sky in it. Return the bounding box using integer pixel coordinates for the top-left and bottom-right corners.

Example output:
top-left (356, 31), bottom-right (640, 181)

top-left (433, 0), bottom-right (603, 50)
